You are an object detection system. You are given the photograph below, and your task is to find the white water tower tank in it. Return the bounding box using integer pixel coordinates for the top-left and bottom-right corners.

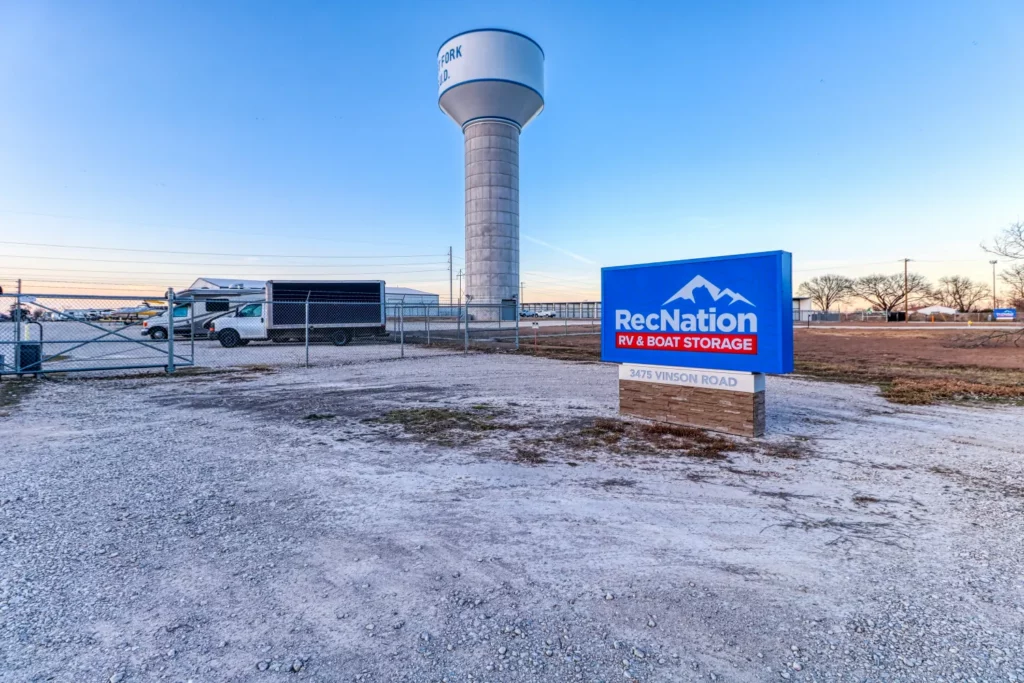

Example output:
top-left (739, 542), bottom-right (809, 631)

top-left (437, 29), bottom-right (544, 312)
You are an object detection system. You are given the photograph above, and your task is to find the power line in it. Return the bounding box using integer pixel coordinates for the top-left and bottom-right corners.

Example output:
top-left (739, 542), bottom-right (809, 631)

top-left (3, 265), bottom-right (450, 277)
top-left (0, 239), bottom-right (444, 260)
top-left (0, 254), bottom-right (448, 268)
top-left (0, 208), bottom-right (412, 247)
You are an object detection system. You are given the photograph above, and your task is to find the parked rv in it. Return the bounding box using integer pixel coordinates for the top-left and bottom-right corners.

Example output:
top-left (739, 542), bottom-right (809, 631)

top-left (210, 281), bottom-right (387, 348)
top-left (141, 290), bottom-right (263, 340)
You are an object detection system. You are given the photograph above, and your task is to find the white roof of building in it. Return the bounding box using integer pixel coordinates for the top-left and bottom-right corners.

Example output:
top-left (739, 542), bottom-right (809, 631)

top-left (914, 305), bottom-right (959, 315)
top-left (189, 278), bottom-right (267, 290)
top-left (186, 279), bottom-right (438, 297)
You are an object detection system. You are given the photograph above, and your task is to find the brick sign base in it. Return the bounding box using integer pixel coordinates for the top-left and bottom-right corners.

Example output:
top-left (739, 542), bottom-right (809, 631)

top-left (618, 364), bottom-right (766, 437)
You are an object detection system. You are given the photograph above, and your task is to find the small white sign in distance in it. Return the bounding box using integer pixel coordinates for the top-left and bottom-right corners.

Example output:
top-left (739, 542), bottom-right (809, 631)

top-left (619, 363), bottom-right (764, 393)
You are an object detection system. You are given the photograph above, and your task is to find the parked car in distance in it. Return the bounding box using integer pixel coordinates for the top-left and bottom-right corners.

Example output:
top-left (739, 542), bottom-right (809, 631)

top-left (520, 310), bottom-right (538, 318)
top-left (538, 310), bottom-right (557, 318)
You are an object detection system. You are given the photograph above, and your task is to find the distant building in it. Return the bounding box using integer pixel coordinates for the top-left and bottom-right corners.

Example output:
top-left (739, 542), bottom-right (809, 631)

top-left (384, 287), bottom-right (440, 307)
top-left (793, 296), bottom-right (815, 322)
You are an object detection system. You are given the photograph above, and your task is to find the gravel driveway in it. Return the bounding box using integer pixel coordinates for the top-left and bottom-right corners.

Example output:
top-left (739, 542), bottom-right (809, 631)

top-left (1, 355), bottom-right (1022, 682)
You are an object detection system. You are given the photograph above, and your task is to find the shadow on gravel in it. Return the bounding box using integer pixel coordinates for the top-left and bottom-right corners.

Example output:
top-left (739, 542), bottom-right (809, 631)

top-left (0, 380), bottom-right (36, 414)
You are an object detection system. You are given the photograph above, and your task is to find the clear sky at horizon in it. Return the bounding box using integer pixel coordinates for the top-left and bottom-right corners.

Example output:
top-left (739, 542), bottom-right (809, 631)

top-left (1, 1), bottom-right (1021, 300)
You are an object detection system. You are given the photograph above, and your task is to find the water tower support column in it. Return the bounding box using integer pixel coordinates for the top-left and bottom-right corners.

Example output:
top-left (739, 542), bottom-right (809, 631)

top-left (465, 120), bottom-right (520, 308)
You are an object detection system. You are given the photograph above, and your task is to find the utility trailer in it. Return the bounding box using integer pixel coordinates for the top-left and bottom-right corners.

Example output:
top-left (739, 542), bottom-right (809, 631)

top-left (210, 280), bottom-right (387, 348)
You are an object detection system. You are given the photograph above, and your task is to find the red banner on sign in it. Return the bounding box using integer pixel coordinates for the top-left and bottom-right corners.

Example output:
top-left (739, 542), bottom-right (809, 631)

top-left (615, 332), bottom-right (758, 355)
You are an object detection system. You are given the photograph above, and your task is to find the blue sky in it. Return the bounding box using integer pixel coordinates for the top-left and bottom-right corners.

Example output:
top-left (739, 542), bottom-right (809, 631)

top-left (1, 1), bottom-right (1021, 300)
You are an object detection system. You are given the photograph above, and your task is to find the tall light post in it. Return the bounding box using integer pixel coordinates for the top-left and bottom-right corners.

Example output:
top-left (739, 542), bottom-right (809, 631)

top-left (990, 260), bottom-right (998, 310)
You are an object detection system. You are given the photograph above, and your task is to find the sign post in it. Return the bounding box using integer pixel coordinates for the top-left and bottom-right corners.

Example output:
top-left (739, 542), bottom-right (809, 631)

top-left (601, 251), bottom-right (793, 437)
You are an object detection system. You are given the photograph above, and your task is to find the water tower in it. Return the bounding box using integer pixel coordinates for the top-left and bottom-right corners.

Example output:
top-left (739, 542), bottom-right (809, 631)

top-left (437, 29), bottom-right (544, 315)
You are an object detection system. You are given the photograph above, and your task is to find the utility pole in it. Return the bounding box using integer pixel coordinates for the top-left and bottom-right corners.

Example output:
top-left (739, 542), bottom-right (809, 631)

top-left (901, 258), bottom-right (911, 323)
top-left (448, 246), bottom-right (453, 306)
top-left (520, 281), bottom-right (525, 306)
top-left (456, 269), bottom-right (463, 305)
top-left (990, 260), bottom-right (998, 311)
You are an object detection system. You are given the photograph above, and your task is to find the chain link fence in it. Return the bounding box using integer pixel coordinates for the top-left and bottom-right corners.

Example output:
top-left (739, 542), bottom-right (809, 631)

top-left (0, 293), bottom-right (553, 376)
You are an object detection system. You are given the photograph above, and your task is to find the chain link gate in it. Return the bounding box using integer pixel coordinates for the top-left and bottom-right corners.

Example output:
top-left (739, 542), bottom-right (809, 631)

top-left (0, 292), bottom-right (194, 377)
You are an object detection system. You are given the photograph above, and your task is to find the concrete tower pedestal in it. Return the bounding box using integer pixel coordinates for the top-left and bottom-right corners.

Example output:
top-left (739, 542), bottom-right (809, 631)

top-left (465, 120), bottom-right (520, 312)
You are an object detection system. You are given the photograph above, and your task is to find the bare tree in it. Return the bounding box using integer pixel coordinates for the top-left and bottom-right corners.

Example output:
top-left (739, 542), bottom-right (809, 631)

top-left (797, 274), bottom-right (855, 312)
top-left (934, 275), bottom-right (990, 312)
top-left (852, 273), bottom-right (931, 312)
top-left (967, 224), bottom-right (1024, 346)
top-left (1001, 263), bottom-right (1024, 309)
top-left (985, 220), bottom-right (1024, 260)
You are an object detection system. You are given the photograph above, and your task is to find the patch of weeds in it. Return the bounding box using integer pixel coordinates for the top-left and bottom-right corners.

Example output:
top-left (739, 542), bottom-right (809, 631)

top-left (303, 413), bottom-right (336, 421)
top-left (852, 494), bottom-right (881, 505)
top-left (554, 417), bottom-right (740, 460)
top-left (758, 441), bottom-right (807, 459)
top-left (796, 359), bottom-right (1024, 406)
top-left (512, 447), bottom-right (548, 465)
top-left (599, 478), bottom-right (637, 488)
top-left (881, 378), bottom-right (1024, 406)
top-left (369, 406), bottom-right (516, 446)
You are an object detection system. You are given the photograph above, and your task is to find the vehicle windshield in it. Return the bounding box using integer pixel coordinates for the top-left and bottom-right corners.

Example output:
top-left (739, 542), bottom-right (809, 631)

top-left (172, 305), bottom-right (190, 318)
top-left (238, 304), bottom-right (262, 318)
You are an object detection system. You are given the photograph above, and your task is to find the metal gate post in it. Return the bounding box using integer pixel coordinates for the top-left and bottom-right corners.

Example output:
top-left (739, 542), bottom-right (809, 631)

top-left (190, 298), bottom-right (195, 365)
top-left (463, 302), bottom-right (469, 353)
top-left (166, 289), bottom-right (176, 373)
top-left (304, 294), bottom-right (310, 368)
top-left (13, 290), bottom-right (21, 374)
top-left (399, 304), bottom-right (404, 358)
top-left (426, 308), bottom-right (430, 345)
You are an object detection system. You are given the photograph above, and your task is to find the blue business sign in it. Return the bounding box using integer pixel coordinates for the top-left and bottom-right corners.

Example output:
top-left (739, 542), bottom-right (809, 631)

top-left (601, 251), bottom-right (794, 374)
top-left (994, 308), bottom-right (1017, 321)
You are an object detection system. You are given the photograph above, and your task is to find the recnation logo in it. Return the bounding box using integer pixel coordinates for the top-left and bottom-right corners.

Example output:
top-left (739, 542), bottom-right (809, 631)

top-left (613, 275), bottom-right (758, 355)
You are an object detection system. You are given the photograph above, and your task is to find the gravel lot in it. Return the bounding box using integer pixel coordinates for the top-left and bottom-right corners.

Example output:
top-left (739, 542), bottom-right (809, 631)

top-left (1, 354), bottom-right (1023, 682)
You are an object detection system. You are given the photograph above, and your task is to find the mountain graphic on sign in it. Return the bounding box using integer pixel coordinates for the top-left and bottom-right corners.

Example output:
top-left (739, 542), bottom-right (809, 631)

top-left (662, 275), bottom-right (755, 307)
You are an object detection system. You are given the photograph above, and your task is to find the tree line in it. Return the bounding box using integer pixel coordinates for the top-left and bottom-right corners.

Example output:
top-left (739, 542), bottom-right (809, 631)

top-left (797, 221), bottom-right (1024, 313)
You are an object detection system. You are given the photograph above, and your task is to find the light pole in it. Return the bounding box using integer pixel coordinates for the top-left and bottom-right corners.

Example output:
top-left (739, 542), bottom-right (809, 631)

top-left (990, 260), bottom-right (998, 311)
top-left (901, 258), bottom-right (911, 322)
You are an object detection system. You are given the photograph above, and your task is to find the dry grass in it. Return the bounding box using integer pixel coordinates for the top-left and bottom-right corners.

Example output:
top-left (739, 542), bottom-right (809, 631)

top-left (552, 416), bottom-right (741, 460)
top-left (369, 405), bottom-right (514, 446)
top-left (796, 360), bottom-right (1024, 405)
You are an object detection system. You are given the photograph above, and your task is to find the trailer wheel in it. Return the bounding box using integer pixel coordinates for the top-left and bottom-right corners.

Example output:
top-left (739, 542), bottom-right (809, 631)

top-left (149, 327), bottom-right (168, 340)
top-left (331, 329), bottom-right (351, 346)
top-left (218, 329), bottom-right (242, 348)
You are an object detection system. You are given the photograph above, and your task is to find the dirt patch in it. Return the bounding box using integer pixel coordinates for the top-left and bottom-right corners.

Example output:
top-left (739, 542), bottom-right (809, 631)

top-left (794, 328), bottom-right (1024, 405)
top-left (368, 405), bottom-right (516, 446)
top-left (545, 416), bottom-right (741, 460)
